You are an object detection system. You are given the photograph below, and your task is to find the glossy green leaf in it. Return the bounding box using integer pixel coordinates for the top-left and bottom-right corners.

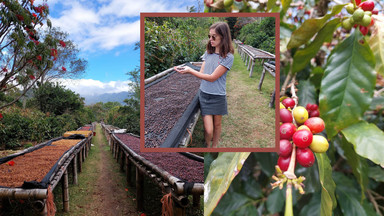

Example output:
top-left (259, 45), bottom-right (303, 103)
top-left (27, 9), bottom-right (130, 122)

top-left (369, 96), bottom-right (384, 111)
top-left (292, 19), bottom-right (340, 74)
top-left (204, 152), bottom-right (250, 216)
top-left (212, 192), bottom-right (252, 216)
top-left (339, 135), bottom-right (369, 200)
top-left (368, 15), bottom-right (384, 76)
top-left (253, 153), bottom-right (278, 177)
top-left (204, 153), bottom-right (216, 180)
top-left (297, 79), bottom-right (318, 107)
top-left (316, 153), bottom-right (336, 216)
top-left (233, 203), bottom-right (260, 216)
top-left (341, 121), bottom-right (384, 166)
top-left (368, 166), bottom-right (384, 182)
top-left (336, 188), bottom-right (367, 216)
top-left (287, 4), bottom-right (345, 49)
top-left (319, 30), bottom-right (376, 139)
top-left (299, 192), bottom-right (321, 216)
top-left (266, 188), bottom-right (285, 214)
top-left (310, 67), bottom-right (324, 90)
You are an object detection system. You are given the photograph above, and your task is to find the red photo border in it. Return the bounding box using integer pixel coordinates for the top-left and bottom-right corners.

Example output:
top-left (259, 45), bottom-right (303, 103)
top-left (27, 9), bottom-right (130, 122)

top-left (140, 12), bottom-right (280, 153)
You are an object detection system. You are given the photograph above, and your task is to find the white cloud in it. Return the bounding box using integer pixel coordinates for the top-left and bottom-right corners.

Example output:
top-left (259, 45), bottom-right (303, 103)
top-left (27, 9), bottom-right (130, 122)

top-left (48, 0), bottom-right (191, 52)
top-left (55, 78), bottom-right (133, 96)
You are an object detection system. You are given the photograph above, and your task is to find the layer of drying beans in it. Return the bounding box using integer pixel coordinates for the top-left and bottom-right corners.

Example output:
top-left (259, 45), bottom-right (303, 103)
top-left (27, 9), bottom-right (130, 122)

top-left (145, 72), bottom-right (201, 148)
top-left (116, 134), bottom-right (203, 183)
top-left (79, 126), bottom-right (92, 131)
top-left (0, 139), bottom-right (81, 188)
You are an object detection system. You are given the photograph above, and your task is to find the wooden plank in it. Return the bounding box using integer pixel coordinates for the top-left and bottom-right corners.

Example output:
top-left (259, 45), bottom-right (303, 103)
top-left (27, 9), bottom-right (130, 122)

top-left (136, 166), bottom-right (144, 211)
top-left (72, 156), bottom-right (78, 185)
top-left (62, 170), bottom-right (69, 212)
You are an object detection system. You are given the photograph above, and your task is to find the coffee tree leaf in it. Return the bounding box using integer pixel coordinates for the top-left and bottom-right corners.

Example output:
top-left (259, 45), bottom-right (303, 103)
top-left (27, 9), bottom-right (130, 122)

top-left (287, 4), bottom-right (345, 49)
top-left (319, 30), bottom-right (376, 139)
top-left (266, 187), bottom-right (285, 214)
top-left (341, 121), bottom-right (384, 167)
top-left (297, 79), bottom-right (317, 107)
top-left (204, 152), bottom-right (250, 216)
top-left (281, 0), bottom-right (292, 19)
top-left (212, 192), bottom-right (253, 216)
top-left (316, 153), bottom-right (337, 216)
top-left (369, 15), bottom-right (384, 76)
top-left (368, 166), bottom-right (384, 182)
top-left (338, 135), bottom-right (369, 200)
top-left (292, 19), bottom-right (340, 74)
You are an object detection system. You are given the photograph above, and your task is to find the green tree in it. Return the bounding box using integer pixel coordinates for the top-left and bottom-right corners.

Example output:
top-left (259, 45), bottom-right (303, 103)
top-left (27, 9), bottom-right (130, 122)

top-left (31, 82), bottom-right (84, 115)
top-left (0, 0), bottom-right (67, 109)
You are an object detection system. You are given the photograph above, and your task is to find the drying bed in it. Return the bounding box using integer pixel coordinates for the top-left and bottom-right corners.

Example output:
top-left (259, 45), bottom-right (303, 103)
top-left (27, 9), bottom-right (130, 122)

top-left (145, 64), bottom-right (202, 148)
top-left (116, 133), bottom-right (203, 183)
top-left (0, 139), bottom-right (81, 188)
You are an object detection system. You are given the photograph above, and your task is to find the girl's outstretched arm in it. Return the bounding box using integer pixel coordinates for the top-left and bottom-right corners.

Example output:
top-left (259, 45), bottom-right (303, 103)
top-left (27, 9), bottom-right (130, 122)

top-left (174, 63), bottom-right (227, 82)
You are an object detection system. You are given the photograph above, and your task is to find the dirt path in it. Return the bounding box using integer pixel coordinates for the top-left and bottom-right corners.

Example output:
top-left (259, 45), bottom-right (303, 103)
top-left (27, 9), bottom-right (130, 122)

top-left (56, 124), bottom-right (137, 216)
top-left (220, 51), bottom-right (275, 148)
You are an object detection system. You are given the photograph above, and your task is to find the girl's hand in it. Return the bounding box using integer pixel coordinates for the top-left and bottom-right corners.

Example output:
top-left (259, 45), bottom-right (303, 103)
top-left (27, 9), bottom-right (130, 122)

top-left (174, 66), bottom-right (191, 74)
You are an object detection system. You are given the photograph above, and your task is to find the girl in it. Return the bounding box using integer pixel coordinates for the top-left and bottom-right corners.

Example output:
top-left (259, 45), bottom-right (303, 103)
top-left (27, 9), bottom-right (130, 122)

top-left (174, 22), bottom-right (234, 148)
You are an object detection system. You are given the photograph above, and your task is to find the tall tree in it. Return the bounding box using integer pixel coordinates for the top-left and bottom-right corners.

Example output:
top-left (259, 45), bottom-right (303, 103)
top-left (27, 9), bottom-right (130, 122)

top-left (0, 0), bottom-right (67, 109)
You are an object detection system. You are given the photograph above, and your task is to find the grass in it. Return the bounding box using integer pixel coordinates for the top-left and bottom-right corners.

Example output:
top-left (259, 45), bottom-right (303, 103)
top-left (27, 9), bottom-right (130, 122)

top-left (53, 124), bottom-right (136, 215)
top-left (191, 47), bottom-right (276, 148)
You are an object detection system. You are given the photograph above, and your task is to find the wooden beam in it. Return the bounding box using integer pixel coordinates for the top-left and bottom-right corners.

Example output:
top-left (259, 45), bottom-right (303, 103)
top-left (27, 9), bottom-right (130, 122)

top-left (62, 170), bottom-right (69, 212)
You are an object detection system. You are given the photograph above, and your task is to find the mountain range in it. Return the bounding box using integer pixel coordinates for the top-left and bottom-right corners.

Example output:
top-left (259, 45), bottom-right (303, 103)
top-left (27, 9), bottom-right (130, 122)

top-left (82, 91), bottom-right (133, 105)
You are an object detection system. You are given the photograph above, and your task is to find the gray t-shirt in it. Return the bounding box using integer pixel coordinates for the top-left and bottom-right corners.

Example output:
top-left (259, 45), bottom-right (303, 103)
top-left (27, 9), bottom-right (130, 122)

top-left (200, 51), bottom-right (234, 95)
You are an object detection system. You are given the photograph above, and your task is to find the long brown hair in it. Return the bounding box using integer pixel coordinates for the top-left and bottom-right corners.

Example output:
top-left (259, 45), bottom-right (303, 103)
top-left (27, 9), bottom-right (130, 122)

top-left (206, 22), bottom-right (234, 58)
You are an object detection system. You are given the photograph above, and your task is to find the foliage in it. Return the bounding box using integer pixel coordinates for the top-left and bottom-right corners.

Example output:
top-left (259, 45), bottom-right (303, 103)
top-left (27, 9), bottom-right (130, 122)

top-left (0, 0), bottom-right (70, 109)
top-left (0, 105), bottom-right (90, 149)
top-left (236, 17), bottom-right (276, 54)
top-left (30, 81), bottom-right (84, 115)
top-left (144, 17), bottom-right (218, 78)
top-left (204, 0), bottom-right (384, 215)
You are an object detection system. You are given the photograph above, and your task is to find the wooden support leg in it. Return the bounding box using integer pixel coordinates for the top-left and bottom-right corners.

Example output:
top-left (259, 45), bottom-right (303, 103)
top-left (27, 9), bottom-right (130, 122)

top-left (249, 60), bottom-right (255, 77)
top-left (258, 68), bottom-right (267, 90)
top-left (136, 167), bottom-right (144, 212)
top-left (82, 145), bottom-right (86, 161)
top-left (78, 151), bottom-right (82, 173)
top-left (72, 156), bottom-right (78, 185)
top-left (193, 194), bottom-right (200, 208)
top-left (62, 170), bottom-right (69, 212)
top-left (120, 152), bottom-right (125, 172)
top-left (173, 197), bottom-right (186, 216)
top-left (126, 157), bottom-right (132, 186)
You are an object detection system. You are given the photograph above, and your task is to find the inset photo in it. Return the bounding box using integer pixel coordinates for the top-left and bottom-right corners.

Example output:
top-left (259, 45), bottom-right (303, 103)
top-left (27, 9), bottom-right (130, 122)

top-left (141, 13), bottom-right (280, 151)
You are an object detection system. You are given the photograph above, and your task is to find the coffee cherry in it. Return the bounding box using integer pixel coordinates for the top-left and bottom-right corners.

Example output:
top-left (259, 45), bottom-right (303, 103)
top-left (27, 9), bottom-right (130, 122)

top-left (346, 3), bottom-right (355, 14)
top-left (304, 117), bottom-right (325, 134)
top-left (342, 19), bottom-right (353, 30)
top-left (309, 109), bottom-right (320, 117)
top-left (296, 147), bottom-right (315, 167)
top-left (309, 135), bottom-right (329, 153)
top-left (372, 10), bottom-right (378, 15)
top-left (354, 0), bottom-right (361, 6)
top-left (359, 25), bottom-right (369, 35)
top-left (279, 139), bottom-right (293, 157)
top-left (282, 98), bottom-right (295, 109)
top-left (278, 155), bottom-right (292, 171)
top-left (292, 130), bottom-right (313, 148)
top-left (297, 125), bottom-right (311, 131)
top-left (280, 108), bottom-right (293, 123)
top-left (280, 123), bottom-right (296, 140)
top-left (359, 0), bottom-right (374, 11)
top-left (280, 102), bottom-right (286, 109)
top-left (364, 11), bottom-right (372, 16)
top-left (353, 8), bottom-right (365, 22)
top-left (293, 106), bottom-right (308, 125)
top-left (361, 15), bottom-right (372, 27)
top-left (224, 0), bottom-right (234, 7)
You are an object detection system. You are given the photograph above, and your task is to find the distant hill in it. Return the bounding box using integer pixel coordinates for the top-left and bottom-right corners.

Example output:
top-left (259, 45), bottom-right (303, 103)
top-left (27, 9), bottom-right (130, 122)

top-left (83, 91), bottom-right (133, 105)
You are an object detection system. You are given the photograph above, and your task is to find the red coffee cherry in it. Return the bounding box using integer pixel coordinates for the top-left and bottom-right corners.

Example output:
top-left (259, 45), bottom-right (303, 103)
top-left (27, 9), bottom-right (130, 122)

top-left (282, 98), bottom-right (295, 109)
top-left (279, 139), bottom-right (293, 157)
top-left (296, 147), bottom-right (315, 167)
top-left (359, 1), bottom-right (374, 11)
top-left (292, 130), bottom-right (313, 148)
top-left (309, 109), bottom-right (320, 117)
top-left (280, 108), bottom-right (293, 123)
top-left (304, 117), bottom-right (325, 134)
top-left (278, 155), bottom-right (292, 171)
top-left (280, 123), bottom-right (297, 140)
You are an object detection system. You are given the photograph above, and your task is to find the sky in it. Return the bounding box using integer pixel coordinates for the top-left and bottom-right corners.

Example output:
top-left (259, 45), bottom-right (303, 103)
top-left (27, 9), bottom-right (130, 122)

top-left (38, 0), bottom-right (202, 96)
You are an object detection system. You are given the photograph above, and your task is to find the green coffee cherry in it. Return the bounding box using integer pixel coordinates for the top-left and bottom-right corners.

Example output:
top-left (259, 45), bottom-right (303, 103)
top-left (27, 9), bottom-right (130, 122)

top-left (353, 8), bottom-right (365, 22)
top-left (342, 18), bottom-right (353, 30)
top-left (361, 15), bottom-right (372, 27)
top-left (346, 3), bottom-right (355, 14)
top-left (224, 0), bottom-right (234, 7)
top-left (364, 11), bottom-right (372, 16)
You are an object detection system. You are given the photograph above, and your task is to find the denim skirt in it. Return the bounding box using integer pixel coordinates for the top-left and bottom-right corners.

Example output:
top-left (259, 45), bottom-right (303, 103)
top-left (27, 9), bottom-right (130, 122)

top-left (199, 90), bottom-right (228, 116)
